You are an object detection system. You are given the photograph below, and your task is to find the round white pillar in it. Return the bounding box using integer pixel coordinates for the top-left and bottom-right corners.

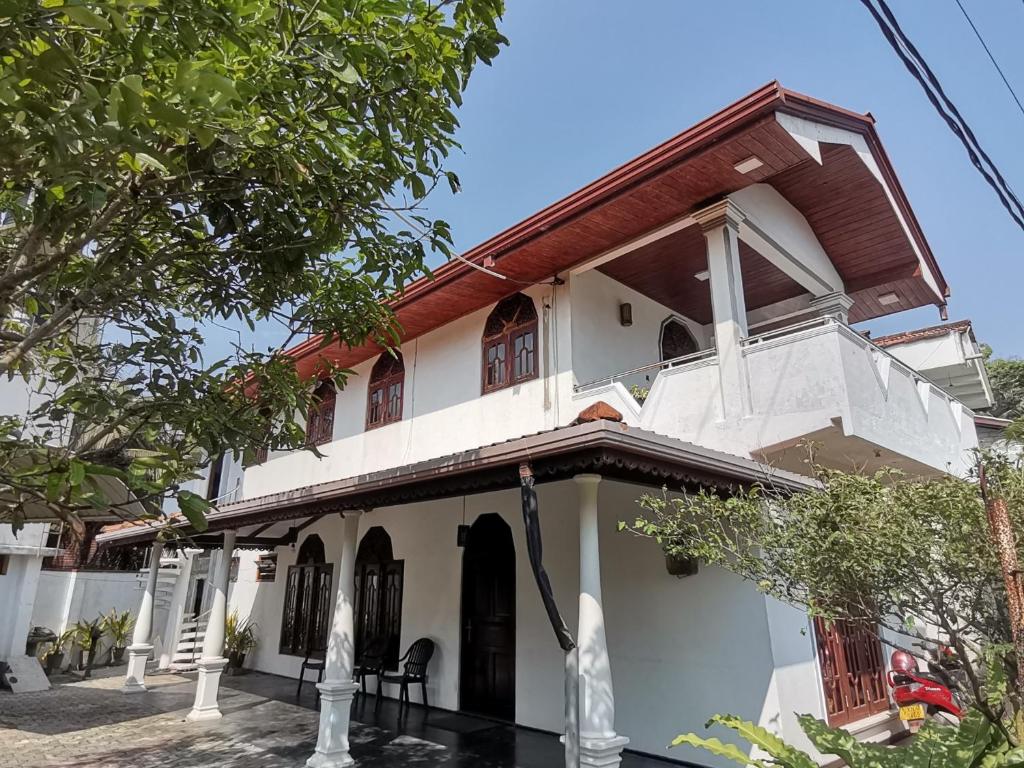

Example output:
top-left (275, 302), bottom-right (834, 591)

top-left (187, 529), bottom-right (236, 721)
top-left (307, 511), bottom-right (362, 768)
top-left (574, 475), bottom-right (628, 767)
top-left (122, 539), bottom-right (164, 694)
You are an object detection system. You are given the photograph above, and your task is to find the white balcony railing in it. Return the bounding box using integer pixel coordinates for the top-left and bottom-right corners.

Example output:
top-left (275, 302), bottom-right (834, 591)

top-left (572, 316), bottom-right (978, 476)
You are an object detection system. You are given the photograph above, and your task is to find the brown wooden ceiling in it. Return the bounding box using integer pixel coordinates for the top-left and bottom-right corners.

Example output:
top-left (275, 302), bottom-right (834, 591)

top-left (292, 83), bottom-right (946, 378)
top-left (597, 225), bottom-right (807, 324)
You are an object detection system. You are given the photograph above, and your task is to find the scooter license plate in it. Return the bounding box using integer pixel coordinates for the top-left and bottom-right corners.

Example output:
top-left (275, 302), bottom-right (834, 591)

top-left (899, 704), bottom-right (925, 721)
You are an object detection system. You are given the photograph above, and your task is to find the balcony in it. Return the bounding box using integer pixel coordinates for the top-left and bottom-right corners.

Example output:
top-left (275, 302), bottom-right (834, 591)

top-left (573, 317), bottom-right (978, 477)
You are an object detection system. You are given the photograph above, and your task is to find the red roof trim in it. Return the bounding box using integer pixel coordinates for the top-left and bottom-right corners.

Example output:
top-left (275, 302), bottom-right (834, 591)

top-left (873, 319), bottom-right (973, 348)
top-left (286, 81), bottom-right (947, 368)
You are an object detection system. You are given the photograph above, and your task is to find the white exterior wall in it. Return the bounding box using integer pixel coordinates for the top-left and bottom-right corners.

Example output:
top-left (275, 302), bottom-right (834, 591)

top-left (243, 282), bottom-right (575, 500)
top-left (227, 479), bottom-right (827, 762)
top-left (570, 269), bottom-right (710, 392)
top-left (31, 569), bottom-right (143, 635)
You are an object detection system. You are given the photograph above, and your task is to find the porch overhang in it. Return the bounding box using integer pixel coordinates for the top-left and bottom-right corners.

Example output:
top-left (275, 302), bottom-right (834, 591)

top-left (96, 420), bottom-right (814, 547)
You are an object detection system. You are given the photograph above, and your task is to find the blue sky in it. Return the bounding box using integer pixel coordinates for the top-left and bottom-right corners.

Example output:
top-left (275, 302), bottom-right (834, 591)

top-left (420, 0), bottom-right (1024, 357)
top-left (233, 0), bottom-right (1024, 359)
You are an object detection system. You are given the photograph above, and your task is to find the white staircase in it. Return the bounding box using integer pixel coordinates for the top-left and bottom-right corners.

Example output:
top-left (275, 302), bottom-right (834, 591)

top-left (169, 610), bottom-right (210, 671)
top-left (153, 554), bottom-right (183, 609)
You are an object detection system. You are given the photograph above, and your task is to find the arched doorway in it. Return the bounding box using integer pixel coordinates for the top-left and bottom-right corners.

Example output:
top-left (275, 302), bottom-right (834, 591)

top-left (459, 514), bottom-right (516, 720)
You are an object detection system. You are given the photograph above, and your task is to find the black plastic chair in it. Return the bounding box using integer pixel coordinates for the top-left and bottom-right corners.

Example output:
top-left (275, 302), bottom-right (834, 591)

top-left (353, 635), bottom-right (389, 695)
top-left (297, 649), bottom-right (325, 702)
top-left (375, 637), bottom-right (435, 712)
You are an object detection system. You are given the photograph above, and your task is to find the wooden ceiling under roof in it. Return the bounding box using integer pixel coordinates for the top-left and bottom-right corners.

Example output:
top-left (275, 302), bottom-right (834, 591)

top-left (290, 82), bottom-right (947, 378)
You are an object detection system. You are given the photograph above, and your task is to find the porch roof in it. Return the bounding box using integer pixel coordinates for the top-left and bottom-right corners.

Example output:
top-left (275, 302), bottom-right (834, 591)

top-left (95, 420), bottom-right (814, 547)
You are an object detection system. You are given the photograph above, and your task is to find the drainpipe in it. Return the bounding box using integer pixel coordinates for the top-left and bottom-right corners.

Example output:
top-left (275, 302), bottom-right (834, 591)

top-left (519, 462), bottom-right (579, 768)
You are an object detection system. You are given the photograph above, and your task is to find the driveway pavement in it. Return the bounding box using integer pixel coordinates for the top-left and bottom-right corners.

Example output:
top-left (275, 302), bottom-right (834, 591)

top-left (0, 669), bottom-right (320, 768)
top-left (0, 665), bottom-right (675, 768)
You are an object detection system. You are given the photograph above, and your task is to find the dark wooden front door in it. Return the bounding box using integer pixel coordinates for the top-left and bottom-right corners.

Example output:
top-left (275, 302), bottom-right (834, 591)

top-left (460, 514), bottom-right (516, 720)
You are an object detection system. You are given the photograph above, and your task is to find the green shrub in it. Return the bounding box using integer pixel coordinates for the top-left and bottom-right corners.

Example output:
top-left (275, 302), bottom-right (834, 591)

top-left (672, 709), bottom-right (1024, 767)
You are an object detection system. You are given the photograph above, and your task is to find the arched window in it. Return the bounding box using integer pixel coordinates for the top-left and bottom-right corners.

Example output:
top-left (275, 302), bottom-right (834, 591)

top-left (366, 351), bottom-right (405, 429)
top-left (279, 534), bottom-right (334, 658)
top-left (305, 380), bottom-right (336, 446)
top-left (660, 318), bottom-right (698, 362)
top-left (353, 527), bottom-right (404, 669)
top-left (482, 293), bottom-right (539, 393)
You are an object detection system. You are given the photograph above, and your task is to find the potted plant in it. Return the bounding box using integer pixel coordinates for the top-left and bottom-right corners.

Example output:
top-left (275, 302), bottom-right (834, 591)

top-left (224, 611), bottom-right (257, 674)
top-left (42, 630), bottom-right (75, 676)
top-left (73, 617), bottom-right (105, 678)
top-left (100, 608), bottom-right (134, 665)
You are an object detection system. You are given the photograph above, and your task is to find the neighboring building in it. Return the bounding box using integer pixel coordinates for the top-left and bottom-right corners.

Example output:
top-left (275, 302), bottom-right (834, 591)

top-left (873, 320), bottom-right (994, 411)
top-left (99, 83), bottom-right (982, 766)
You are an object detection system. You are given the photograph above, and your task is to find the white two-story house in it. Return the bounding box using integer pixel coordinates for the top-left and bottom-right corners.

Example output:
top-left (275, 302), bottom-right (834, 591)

top-left (98, 82), bottom-right (981, 767)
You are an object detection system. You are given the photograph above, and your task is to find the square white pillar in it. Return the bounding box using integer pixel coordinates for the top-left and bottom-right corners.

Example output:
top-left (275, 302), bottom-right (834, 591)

top-left (693, 199), bottom-right (751, 420)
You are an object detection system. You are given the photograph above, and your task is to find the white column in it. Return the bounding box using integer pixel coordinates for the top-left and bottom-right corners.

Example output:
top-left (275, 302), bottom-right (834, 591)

top-left (307, 512), bottom-right (362, 768)
top-left (574, 475), bottom-right (628, 767)
top-left (122, 540), bottom-right (165, 693)
top-left (693, 199), bottom-right (751, 420)
top-left (158, 549), bottom-right (196, 669)
top-left (187, 530), bottom-right (236, 721)
top-left (809, 291), bottom-right (855, 324)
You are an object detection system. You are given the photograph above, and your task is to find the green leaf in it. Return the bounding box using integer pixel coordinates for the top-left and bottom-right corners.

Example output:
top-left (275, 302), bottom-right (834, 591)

top-left (177, 491), bottom-right (210, 532)
top-left (62, 5), bottom-right (110, 30)
top-left (670, 733), bottom-right (770, 768)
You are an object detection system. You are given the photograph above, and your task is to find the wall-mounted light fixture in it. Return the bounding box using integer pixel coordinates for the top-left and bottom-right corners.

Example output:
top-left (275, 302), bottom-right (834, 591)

top-left (619, 302), bottom-right (633, 327)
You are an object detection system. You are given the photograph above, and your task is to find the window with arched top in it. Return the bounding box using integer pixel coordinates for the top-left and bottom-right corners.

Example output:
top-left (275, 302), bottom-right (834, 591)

top-left (353, 527), bottom-right (404, 669)
top-left (660, 318), bottom-right (699, 362)
top-left (366, 351), bottom-right (405, 429)
top-left (305, 380), bottom-right (336, 446)
top-left (280, 533), bottom-right (334, 657)
top-left (482, 293), bottom-right (539, 393)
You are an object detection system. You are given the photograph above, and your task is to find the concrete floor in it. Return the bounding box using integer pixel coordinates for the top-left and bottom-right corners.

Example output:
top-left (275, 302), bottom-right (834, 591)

top-left (0, 665), bottom-right (687, 768)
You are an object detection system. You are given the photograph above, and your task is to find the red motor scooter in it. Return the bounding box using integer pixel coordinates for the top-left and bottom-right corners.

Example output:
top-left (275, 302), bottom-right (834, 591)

top-left (887, 646), bottom-right (963, 731)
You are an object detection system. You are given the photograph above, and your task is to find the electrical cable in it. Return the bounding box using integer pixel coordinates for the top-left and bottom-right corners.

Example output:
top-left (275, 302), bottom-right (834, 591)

top-left (858, 0), bottom-right (1024, 231)
top-left (952, 0), bottom-right (1024, 119)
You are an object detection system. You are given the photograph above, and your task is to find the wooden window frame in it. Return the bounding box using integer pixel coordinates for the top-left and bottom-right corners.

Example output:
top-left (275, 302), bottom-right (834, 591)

top-left (481, 294), bottom-right (539, 394)
top-left (813, 617), bottom-right (890, 726)
top-left (365, 353), bottom-right (405, 430)
top-left (279, 536), bottom-right (334, 658)
top-left (305, 380), bottom-right (336, 447)
top-left (353, 528), bottom-right (405, 670)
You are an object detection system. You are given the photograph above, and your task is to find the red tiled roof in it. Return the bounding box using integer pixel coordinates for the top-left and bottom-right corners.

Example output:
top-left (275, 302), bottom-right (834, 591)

top-left (872, 319), bottom-right (973, 348)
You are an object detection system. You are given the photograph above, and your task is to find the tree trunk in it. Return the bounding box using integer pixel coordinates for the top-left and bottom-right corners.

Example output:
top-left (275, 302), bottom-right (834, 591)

top-left (982, 463), bottom-right (1024, 739)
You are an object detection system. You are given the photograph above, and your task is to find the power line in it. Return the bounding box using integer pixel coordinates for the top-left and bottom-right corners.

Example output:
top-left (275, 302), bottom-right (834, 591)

top-left (858, 0), bottom-right (1024, 232)
top-left (953, 0), bottom-right (1024, 119)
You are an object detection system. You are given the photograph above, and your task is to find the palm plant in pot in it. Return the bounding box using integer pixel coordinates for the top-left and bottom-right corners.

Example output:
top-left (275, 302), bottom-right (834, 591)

top-left (224, 611), bottom-right (257, 674)
top-left (42, 629), bottom-right (76, 676)
top-left (74, 617), bottom-right (105, 678)
top-left (100, 608), bottom-right (134, 665)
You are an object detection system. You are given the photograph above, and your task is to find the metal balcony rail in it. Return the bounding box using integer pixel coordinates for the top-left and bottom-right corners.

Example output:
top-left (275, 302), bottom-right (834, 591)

top-left (574, 347), bottom-right (718, 393)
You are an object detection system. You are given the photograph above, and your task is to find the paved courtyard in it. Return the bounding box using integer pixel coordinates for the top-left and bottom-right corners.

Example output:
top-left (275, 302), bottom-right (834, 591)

top-left (0, 666), bottom-right (675, 768)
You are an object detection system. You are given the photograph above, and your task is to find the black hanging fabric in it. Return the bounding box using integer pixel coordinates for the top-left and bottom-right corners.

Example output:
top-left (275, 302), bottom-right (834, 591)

top-left (519, 466), bottom-right (575, 652)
